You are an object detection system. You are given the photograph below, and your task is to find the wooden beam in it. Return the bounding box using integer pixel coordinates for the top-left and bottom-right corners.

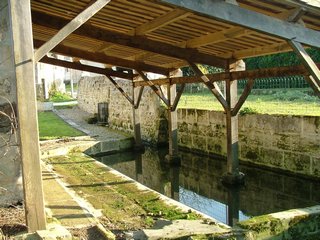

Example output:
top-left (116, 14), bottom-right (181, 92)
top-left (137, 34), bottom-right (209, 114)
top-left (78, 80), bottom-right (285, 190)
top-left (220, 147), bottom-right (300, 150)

top-left (9, 0), bottom-right (46, 232)
top-left (171, 84), bottom-right (185, 111)
top-left (31, 11), bottom-right (228, 68)
top-left (34, 40), bottom-right (169, 75)
top-left (232, 78), bottom-right (255, 116)
top-left (106, 75), bottom-right (134, 105)
top-left (158, 0), bottom-right (320, 48)
top-left (167, 83), bottom-right (179, 159)
top-left (134, 63), bottom-right (320, 87)
top-left (137, 71), bottom-right (170, 106)
top-left (189, 62), bottom-right (228, 110)
top-left (132, 85), bottom-right (143, 149)
top-left (184, 27), bottom-right (250, 48)
top-left (288, 40), bottom-right (320, 86)
top-left (287, 7), bottom-right (307, 23)
top-left (34, 0), bottom-right (111, 62)
top-left (40, 56), bottom-right (134, 79)
top-left (304, 76), bottom-right (320, 98)
top-left (131, 8), bottom-right (191, 36)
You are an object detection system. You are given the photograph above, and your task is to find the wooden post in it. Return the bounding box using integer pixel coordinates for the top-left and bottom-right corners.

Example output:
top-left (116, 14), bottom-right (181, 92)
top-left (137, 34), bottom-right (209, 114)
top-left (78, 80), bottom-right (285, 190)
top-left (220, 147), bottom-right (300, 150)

top-left (223, 60), bottom-right (245, 184)
top-left (9, 0), bottom-right (46, 231)
top-left (165, 70), bottom-right (182, 163)
top-left (132, 83), bottom-right (143, 150)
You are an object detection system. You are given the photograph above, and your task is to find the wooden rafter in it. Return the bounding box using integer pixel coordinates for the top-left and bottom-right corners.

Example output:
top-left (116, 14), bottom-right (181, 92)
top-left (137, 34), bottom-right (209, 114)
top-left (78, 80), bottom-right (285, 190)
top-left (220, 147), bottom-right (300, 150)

top-left (40, 56), bottom-right (134, 79)
top-left (159, 0), bottom-right (320, 48)
top-left (34, 0), bottom-right (111, 62)
top-left (171, 84), bottom-right (185, 111)
top-left (232, 78), bottom-right (255, 116)
top-left (33, 40), bottom-right (169, 75)
top-left (137, 70), bottom-right (169, 106)
top-left (31, 11), bottom-right (228, 68)
top-left (130, 8), bottom-right (192, 36)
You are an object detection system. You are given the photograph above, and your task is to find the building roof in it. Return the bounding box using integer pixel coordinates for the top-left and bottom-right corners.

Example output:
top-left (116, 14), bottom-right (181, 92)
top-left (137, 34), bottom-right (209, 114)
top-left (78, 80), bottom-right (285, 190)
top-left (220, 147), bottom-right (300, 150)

top-left (31, 0), bottom-right (320, 73)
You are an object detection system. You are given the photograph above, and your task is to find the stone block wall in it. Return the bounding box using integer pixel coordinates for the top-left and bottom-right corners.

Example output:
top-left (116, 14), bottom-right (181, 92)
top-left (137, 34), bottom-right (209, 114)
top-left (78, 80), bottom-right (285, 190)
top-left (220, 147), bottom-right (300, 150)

top-left (78, 76), bottom-right (167, 145)
top-left (0, 0), bottom-right (23, 206)
top-left (178, 109), bottom-right (320, 178)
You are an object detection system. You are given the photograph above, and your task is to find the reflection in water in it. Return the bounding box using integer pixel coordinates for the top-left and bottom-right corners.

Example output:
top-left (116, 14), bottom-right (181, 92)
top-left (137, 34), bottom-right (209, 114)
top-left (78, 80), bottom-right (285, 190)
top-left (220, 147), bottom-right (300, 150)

top-left (95, 147), bottom-right (320, 226)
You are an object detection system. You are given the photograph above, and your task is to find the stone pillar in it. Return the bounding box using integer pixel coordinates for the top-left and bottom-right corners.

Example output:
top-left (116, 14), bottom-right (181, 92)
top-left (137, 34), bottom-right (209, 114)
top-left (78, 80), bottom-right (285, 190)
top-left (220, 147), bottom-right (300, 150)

top-left (223, 60), bottom-right (245, 184)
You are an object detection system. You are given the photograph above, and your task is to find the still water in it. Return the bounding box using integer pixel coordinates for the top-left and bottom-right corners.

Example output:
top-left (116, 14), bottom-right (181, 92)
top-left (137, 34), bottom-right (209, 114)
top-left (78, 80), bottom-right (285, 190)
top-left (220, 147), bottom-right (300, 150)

top-left (95, 148), bottom-right (320, 226)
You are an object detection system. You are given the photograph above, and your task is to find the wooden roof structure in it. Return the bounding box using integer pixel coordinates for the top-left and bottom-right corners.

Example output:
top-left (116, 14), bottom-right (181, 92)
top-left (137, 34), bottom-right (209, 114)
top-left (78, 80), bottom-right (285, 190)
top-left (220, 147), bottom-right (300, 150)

top-left (6, 0), bottom-right (320, 233)
top-left (31, 0), bottom-right (320, 79)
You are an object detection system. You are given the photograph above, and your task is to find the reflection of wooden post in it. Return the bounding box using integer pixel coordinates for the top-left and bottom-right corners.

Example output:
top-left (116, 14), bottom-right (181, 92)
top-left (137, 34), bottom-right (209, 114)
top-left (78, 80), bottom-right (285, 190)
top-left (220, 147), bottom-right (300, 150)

top-left (9, 0), bottom-right (46, 231)
top-left (224, 60), bottom-right (245, 184)
top-left (227, 187), bottom-right (240, 227)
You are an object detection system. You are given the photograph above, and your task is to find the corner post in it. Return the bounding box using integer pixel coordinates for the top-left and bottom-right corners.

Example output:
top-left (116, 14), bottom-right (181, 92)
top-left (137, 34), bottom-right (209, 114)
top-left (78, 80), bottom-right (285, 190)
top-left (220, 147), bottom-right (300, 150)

top-left (9, 0), bottom-right (47, 231)
top-left (224, 60), bottom-right (245, 184)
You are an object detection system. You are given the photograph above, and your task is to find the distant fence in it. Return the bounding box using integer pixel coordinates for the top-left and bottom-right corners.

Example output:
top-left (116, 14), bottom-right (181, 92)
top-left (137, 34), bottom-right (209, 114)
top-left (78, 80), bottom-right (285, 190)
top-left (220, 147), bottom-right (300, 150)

top-left (238, 75), bottom-right (309, 89)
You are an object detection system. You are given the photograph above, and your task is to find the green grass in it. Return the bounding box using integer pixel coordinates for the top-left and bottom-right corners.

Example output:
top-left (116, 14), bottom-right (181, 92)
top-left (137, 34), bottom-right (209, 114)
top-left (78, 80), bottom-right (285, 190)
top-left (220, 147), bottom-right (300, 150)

top-left (38, 111), bottom-right (84, 140)
top-left (49, 91), bottom-right (75, 102)
top-left (178, 89), bottom-right (320, 116)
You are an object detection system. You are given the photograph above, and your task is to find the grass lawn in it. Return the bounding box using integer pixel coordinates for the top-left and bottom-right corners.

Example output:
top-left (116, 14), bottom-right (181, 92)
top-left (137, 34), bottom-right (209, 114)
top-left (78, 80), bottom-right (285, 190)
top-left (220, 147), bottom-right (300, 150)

top-left (38, 111), bottom-right (84, 140)
top-left (178, 89), bottom-right (320, 116)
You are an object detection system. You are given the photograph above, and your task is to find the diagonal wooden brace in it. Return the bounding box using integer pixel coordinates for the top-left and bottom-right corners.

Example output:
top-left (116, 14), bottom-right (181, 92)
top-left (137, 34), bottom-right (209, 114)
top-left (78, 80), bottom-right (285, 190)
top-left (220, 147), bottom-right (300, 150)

top-left (189, 62), bottom-right (229, 110)
top-left (137, 70), bottom-right (169, 107)
top-left (305, 76), bottom-right (320, 98)
top-left (232, 78), bottom-right (255, 116)
top-left (134, 86), bottom-right (144, 109)
top-left (288, 40), bottom-right (320, 88)
top-left (34, 0), bottom-right (111, 62)
top-left (105, 75), bottom-right (134, 105)
top-left (171, 83), bottom-right (185, 111)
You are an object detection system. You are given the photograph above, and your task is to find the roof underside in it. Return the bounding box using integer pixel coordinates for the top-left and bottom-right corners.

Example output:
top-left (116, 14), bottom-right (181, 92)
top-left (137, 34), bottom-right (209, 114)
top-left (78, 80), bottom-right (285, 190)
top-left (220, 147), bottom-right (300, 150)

top-left (31, 0), bottom-right (320, 74)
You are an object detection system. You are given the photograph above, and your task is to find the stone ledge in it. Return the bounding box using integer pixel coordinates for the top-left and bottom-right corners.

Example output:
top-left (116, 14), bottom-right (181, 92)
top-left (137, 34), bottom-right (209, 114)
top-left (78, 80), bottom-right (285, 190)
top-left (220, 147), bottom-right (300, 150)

top-left (14, 224), bottom-right (72, 240)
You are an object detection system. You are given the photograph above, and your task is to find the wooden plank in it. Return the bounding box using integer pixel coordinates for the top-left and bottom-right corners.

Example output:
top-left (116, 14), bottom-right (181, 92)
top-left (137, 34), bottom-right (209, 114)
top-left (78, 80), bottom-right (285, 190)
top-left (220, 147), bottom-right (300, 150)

top-left (34, 40), bottom-right (170, 75)
top-left (40, 56), bottom-right (134, 79)
top-left (32, 11), bottom-right (228, 68)
top-left (171, 83), bottom-right (185, 111)
top-left (158, 0), bottom-right (320, 48)
top-left (167, 83), bottom-right (178, 158)
top-left (288, 40), bottom-right (320, 86)
top-left (131, 8), bottom-right (191, 35)
top-left (134, 86), bottom-right (144, 109)
top-left (232, 78), bottom-right (255, 116)
top-left (9, 0), bottom-right (46, 232)
top-left (106, 75), bottom-right (134, 105)
top-left (34, 0), bottom-right (111, 62)
top-left (132, 85), bottom-right (143, 148)
top-left (189, 62), bottom-right (228, 110)
top-left (137, 71), bottom-right (170, 106)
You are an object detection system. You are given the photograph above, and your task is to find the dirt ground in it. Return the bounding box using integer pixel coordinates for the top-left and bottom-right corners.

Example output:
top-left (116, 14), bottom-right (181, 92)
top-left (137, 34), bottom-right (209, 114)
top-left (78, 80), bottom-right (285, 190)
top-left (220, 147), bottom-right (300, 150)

top-left (0, 202), bottom-right (26, 238)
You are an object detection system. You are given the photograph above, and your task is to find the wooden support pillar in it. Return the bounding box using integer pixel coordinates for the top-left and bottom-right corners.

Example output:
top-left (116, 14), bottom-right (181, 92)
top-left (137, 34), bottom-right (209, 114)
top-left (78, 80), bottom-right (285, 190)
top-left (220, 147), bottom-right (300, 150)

top-left (223, 60), bottom-right (245, 184)
top-left (132, 82), bottom-right (144, 150)
top-left (9, 0), bottom-right (46, 231)
top-left (165, 70), bottom-right (182, 163)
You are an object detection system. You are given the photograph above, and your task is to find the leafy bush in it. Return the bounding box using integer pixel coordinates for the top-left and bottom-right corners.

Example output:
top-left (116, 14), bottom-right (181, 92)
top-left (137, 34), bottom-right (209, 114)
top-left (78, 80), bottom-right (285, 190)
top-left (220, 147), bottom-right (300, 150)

top-left (239, 107), bottom-right (258, 116)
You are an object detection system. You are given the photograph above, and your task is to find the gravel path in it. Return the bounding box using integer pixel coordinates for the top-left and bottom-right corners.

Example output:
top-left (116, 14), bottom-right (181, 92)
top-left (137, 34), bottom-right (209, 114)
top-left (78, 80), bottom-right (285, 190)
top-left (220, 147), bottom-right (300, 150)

top-left (55, 107), bottom-right (129, 141)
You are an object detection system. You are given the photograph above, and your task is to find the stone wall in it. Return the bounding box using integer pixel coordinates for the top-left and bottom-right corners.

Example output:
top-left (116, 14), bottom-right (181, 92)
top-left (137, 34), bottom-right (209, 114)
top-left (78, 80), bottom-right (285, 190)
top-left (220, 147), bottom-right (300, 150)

top-left (0, 0), bottom-right (23, 206)
top-left (178, 109), bottom-right (320, 178)
top-left (78, 77), bottom-right (320, 178)
top-left (78, 76), bottom-right (167, 145)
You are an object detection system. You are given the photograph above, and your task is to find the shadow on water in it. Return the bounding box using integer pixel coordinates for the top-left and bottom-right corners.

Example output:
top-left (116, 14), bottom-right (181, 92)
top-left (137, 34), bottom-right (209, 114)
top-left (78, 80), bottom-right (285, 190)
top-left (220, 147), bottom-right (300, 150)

top-left (94, 147), bottom-right (320, 226)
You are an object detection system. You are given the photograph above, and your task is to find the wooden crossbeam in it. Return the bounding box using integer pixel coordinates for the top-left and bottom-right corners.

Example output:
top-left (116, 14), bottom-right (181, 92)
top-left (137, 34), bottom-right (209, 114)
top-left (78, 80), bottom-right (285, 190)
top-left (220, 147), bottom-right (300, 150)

top-left (131, 8), bottom-right (191, 36)
top-left (106, 75), bottom-right (134, 105)
top-left (34, 0), bottom-right (111, 62)
top-left (171, 84), bottom-right (185, 111)
top-left (31, 11), bottom-right (228, 68)
top-left (40, 56), bottom-right (134, 79)
top-left (189, 62), bottom-right (228, 110)
top-left (232, 78), bottom-right (255, 116)
top-left (34, 40), bottom-right (169, 75)
top-left (288, 40), bottom-right (320, 87)
top-left (159, 0), bottom-right (320, 48)
top-left (137, 71), bottom-right (169, 106)
top-left (134, 63), bottom-right (320, 87)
